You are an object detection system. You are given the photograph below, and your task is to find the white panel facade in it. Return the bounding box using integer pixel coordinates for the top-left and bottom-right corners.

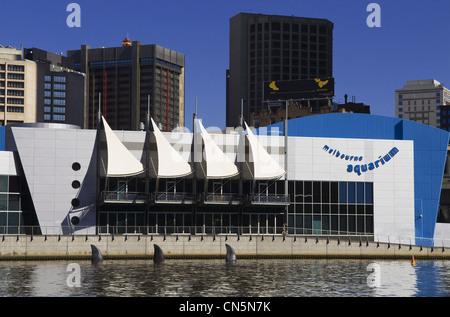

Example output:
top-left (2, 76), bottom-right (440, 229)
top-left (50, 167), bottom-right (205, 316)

top-left (11, 126), bottom-right (97, 235)
top-left (286, 136), bottom-right (415, 242)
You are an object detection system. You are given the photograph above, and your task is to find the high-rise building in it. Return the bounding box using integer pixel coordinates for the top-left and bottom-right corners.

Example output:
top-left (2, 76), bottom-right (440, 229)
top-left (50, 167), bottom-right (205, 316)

top-left (395, 79), bottom-right (450, 128)
top-left (67, 39), bottom-right (185, 131)
top-left (24, 48), bottom-right (85, 127)
top-left (440, 105), bottom-right (450, 132)
top-left (0, 46), bottom-right (37, 126)
top-left (226, 13), bottom-right (334, 128)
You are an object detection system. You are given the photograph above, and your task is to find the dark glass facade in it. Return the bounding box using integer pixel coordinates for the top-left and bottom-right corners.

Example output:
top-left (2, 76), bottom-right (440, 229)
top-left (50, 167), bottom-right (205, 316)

top-left (227, 13), bottom-right (334, 128)
top-left (97, 176), bottom-right (373, 236)
top-left (288, 181), bottom-right (373, 236)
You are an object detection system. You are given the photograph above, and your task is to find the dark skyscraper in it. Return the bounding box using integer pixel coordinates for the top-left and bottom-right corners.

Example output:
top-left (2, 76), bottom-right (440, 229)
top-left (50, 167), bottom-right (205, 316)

top-left (226, 13), bottom-right (333, 128)
top-left (67, 39), bottom-right (185, 131)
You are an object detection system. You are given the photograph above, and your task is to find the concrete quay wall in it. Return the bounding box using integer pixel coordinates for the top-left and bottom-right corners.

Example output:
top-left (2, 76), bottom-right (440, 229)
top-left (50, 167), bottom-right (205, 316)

top-left (0, 234), bottom-right (449, 260)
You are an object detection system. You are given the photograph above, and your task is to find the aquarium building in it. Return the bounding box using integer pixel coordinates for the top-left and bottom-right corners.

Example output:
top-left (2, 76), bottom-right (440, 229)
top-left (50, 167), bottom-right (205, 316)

top-left (0, 113), bottom-right (448, 247)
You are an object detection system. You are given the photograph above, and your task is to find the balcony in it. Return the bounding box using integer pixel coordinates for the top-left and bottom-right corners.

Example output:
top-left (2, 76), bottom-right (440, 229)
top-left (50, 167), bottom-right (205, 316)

top-left (101, 191), bottom-right (147, 204)
top-left (202, 193), bottom-right (243, 205)
top-left (248, 194), bottom-right (290, 205)
top-left (152, 192), bottom-right (197, 204)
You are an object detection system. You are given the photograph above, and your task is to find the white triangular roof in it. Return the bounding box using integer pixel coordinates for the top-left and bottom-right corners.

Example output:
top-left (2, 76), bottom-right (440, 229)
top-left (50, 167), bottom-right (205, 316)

top-left (151, 118), bottom-right (192, 178)
top-left (245, 122), bottom-right (285, 180)
top-left (102, 116), bottom-right (145, 177)
top-left (198, 119), bottom-right (239, 179)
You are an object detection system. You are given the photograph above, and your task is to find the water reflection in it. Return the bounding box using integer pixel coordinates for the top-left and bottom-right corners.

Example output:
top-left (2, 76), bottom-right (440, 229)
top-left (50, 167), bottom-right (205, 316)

top-left (0, 259), bottom-right (449, 297)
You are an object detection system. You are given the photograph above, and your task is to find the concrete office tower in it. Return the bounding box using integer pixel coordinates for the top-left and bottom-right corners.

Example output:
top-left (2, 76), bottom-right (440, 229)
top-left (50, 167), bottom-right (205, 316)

top-left (0, 45), bottom-right (37, 126)
top-left (395, 79), bottom-right (450, 128)
top-left (226, 13), bottom-right (333, 128)
top-left (67, 39), bottom-right (185, 131)
top-left (24, 48), bottom-right (85, 128)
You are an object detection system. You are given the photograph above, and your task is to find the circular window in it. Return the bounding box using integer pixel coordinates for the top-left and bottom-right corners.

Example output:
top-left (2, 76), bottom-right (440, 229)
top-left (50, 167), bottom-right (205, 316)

top-left (72, 180), bottom-right (81, 189)
top-left (71, 216), bottom-right (80, 225)
top-left (71, 198), bottom-right (80, 207)
top-left (72, 162), bottom-right (81, 171)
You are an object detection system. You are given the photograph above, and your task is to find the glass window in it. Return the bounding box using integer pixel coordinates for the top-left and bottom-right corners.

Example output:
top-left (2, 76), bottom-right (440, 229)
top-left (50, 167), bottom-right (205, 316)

top-left (53, 91), bottom-right (66, 98)
top-left (8, 212), bottom-right (20, 234)
top-left (53, 107), bottom-right (65, 113)
top-left (331, 182), bottom-right (338, 203)
top-left (45, 75), bottom-right (52, 82)
top-left (339, 182), bottom-right (347, 203)
top-left (304, 182), bottom-right (312, 203)
top-left (313, 182), bottom-right (321, 203)
top-left (365, 183), bottom-right (373, 204)
top-left (53, 76), bottom-right (66, 83)
top-left (53, 99), bottom-right (66, 106)
top-left (0, 194), bottom-right (7, 210)
top-left (8, 194), bottom-right (20, 211)
top-left (8, 176), bottom-right (19, 192)
top-left (0, 175), bottom-right (7, 192)
top-left (357, 183), bottom-right (364, 204)
top-left (53, 114), bottom-right (66, 121)
top-left (289, 181), bottom-right (374, 236)
top-left (53, 84), bottom-right (66, 90)
top-left (321, 182), bottom-right (329, 203)
top-left (0, 176), bottom-right (10, 197)
top-left (348, 182), bottom-right (355, 203)
top-left (7, 65), bottom-right (24, 72)
top-left (0, 213), bottom-right (5, 233)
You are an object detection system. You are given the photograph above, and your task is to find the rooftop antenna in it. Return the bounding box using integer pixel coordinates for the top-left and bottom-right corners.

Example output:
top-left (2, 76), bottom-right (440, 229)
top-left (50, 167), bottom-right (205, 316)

top-left (193, 97), bottom-right (198, 133)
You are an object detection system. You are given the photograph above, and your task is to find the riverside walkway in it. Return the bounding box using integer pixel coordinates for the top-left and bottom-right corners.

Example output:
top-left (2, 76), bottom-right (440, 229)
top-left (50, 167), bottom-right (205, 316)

top-left (0, 234), bottom-right (449, 260)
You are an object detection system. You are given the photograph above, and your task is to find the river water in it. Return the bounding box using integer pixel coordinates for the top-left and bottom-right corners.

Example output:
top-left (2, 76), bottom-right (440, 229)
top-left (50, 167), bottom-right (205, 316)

top-left (0, 259), bottom-right (449, 297)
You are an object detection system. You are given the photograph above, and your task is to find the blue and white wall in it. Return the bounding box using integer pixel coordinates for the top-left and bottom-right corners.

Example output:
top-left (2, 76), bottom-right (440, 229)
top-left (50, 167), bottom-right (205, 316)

top-left (268, 113), bottom-right (450, 246)
top-left (286, 136), bottom-right (415, 244)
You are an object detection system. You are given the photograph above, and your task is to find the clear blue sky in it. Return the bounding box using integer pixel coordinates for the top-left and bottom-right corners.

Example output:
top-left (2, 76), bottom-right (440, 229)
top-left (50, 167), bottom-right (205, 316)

top-left (2, 0), bottom-right (450, 131)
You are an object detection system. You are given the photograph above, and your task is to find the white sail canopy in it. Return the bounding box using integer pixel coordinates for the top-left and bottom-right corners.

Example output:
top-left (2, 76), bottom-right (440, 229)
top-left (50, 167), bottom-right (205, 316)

top-left (151, 118), bottom-right (192, 178)
top-left (198, 119), bottom-right (239, 179)
top-left (102, 116), bottom-right (145, 177)
top-left (245, 122), bottom-right (286, 180)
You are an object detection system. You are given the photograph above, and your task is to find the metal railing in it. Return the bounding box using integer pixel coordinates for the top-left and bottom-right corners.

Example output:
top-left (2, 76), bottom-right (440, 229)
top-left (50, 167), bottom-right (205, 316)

top-left (2, 225), bottom-right (450, 248)
top-left (249, 194), bottom-right (290, 205)
top-left (202, 194), bottom-right (243, 204)
top-left (153, 192), bottom-right (197, 204)
top-left (102, 191), bottom-right (147, 203)
top-left (100, 191), bottom-right (291, 205)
